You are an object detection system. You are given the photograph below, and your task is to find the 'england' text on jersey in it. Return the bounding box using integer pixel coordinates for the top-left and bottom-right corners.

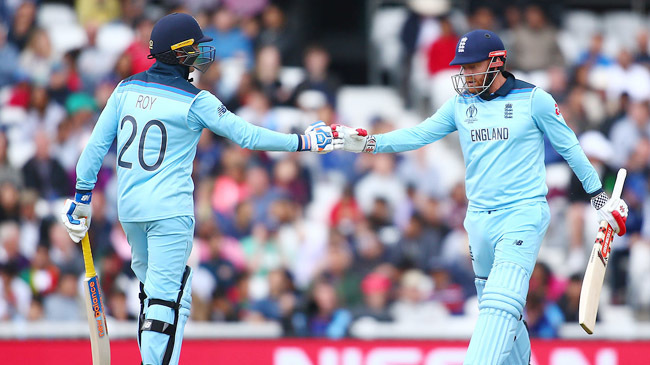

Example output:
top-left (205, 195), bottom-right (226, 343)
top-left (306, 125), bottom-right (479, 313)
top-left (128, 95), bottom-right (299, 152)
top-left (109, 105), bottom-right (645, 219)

top-left (470, 127), bottom-right (509, 142)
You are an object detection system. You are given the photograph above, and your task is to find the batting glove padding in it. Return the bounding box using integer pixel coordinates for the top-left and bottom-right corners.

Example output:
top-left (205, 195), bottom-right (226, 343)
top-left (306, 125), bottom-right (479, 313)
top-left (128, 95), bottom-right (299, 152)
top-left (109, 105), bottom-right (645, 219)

top-left (595, 194), bottom-right (628, 236)
top-left (300, 121), bottom-right (333, 153)
top-left (332, 124), bottom-right (376, 153)
top-left (61, 191), bottom-right (93, 243)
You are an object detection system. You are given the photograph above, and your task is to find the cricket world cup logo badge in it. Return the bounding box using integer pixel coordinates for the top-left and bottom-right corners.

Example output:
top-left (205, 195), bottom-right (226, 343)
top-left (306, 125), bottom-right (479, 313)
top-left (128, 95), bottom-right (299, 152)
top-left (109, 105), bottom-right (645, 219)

top-left (465, 104), bottom-right (478, 124)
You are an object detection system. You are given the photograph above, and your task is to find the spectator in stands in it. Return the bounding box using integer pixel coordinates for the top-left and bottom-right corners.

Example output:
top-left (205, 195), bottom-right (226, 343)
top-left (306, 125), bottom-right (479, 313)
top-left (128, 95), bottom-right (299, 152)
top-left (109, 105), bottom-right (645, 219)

top-left (429, 262), bottom-right (465, 315)
top-left (296, 277), bottom-right (352, 338)
top-left (258, 5), bottom-right (299, 65)
top-left (609, 101), bottom-right (650, 167)
top-left (48, 50), bottom-right (83, 105)
top-left (576, 33), bottom-right (613, 67)
top-left (526, 263), bottom-right (565, 338)
top-left (123, 17), bottom-right (156, 76)
top-left (329, 185), bottom-right (363, 236)
top-left (607, 49), bottom-right (650, 103)
top-left (557, 273), bottom-right (584, 323)
top-left (0, 182), bottom-right (20, 222)
top-left (248, 268), bottom-right (299, 333)
top-left (241, 223), bottom-right (285, 280)
top-left (7, 2), bottom-right (36, 51)
top-left (292, 44), bottom-right (340, 107)
top-left (0, 22), bottom-right (19, 87)
top-left (0, 132), bottom-right (23, 189)
top-left (48, 224), bottom-right (83, 276)
top-left (354, 154), bottom-right (407, 218)
top-left (354, 270), bottom-right (393, 322)
top-left (21, 131), bottom-right (69, 200)
top-left (18, 28), bottom-right (58, 86)
top-left (469, 6), bottom-right (497, 31)
top-left (525, 291), bottom-right (564, 338)
top-left (204, 6), bottom-right (254, 68)
top-left (0, 262), bottom-right (32, 320)
top-left (390, 269), bottom-right (448, 323)
top-left (635, 30), bottom-right (650, 66)
top-left (426, 18), bottom-right (458, 77)
top-left (107, 290), bottom-right (134, 321)
top-left (17, 189), bottom-right (39, 258)
top-left (272, 158), bottom-right (311, 205)
top-left (21, 245), bottom-right (59, 297)
top-left (236, 86), bottom-right (280, 130)
top-left (390, 212), bottom-right (444, 271)
top-left (24, 86), bottom-right (66, 138)
top-left (315, 230), bottom-right (362, 308)
top-left (509, 5), bottom-right (564, 72)
top-left (254, 45), bottom-right (291, 106)
top-left (0, 222), bottom-right (29, 273)
top-left (43, 272), bottom-right (83, 321)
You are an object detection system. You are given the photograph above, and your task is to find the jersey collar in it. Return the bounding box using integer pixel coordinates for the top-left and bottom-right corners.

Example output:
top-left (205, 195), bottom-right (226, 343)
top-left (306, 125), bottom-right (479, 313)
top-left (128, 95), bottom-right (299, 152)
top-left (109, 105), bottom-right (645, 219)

top-left (148, 61), bottom-right (191, 80)
top-left (479, 71), bottom-right (515, 101)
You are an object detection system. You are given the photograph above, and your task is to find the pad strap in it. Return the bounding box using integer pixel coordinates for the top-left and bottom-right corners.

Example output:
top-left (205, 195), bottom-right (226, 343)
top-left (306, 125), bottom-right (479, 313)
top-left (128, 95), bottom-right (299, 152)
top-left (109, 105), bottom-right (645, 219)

top-left (141, 318), bottom-right (175, 336)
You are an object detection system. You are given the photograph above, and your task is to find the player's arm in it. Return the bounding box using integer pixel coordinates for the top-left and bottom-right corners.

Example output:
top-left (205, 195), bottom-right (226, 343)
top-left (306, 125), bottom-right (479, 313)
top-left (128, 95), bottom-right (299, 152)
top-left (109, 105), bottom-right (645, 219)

top-left (61, 87), bottom-right (121, 242)
top-left (531, 89), bottom-right (627, 235)
top-left (188, 91), bottom-right (332, 152)
top-left (332, 97), bottom-right (457, 153)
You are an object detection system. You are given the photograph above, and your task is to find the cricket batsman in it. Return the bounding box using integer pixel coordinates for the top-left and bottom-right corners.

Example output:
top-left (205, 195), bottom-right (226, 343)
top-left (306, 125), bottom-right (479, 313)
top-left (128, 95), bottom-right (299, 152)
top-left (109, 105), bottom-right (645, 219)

top-left (60, 13), bottom-right (332, 365)
top-left (333, 30), bottom-right (628, 364)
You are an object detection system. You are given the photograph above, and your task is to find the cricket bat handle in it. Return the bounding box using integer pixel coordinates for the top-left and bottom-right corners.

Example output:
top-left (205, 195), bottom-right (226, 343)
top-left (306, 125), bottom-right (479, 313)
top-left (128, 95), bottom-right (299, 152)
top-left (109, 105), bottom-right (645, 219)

top-left (81, 233), bottom-right (96, 278)
top-left (611, 168), bottom-right (626, 201)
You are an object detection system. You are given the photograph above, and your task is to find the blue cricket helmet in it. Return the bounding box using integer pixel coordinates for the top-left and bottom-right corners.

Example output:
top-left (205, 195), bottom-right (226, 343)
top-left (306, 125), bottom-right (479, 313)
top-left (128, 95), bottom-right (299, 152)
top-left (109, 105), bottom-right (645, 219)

top-left (449, 29), bottom-right (507, 98)
top-left (449, 29), bottom-right (505, 66)
top-left (149, 13), bottom-right (215, 73)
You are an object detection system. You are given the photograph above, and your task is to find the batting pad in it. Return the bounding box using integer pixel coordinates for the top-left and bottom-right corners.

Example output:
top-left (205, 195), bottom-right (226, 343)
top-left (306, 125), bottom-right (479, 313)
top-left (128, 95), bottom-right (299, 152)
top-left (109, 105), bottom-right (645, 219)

top-left (503, 320), bottom-right (530, 365)
top-left (464, 262), bottom-right (529, 365)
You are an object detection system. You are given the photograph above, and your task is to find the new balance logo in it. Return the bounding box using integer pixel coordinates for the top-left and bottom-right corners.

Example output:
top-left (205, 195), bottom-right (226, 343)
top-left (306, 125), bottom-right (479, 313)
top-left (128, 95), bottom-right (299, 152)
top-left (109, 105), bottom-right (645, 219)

top-left (458, 37), bottom-right (467, 53)
top-left (514, 240), bottom-right (523, 246)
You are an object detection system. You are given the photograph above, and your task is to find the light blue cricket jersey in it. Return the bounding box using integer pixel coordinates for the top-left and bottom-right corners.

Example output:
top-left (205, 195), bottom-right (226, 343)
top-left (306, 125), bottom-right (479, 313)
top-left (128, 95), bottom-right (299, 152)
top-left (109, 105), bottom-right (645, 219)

top-left (76, 62), bottom-right (298, 222)
top-left (375, 72), bottom-right (601, 211)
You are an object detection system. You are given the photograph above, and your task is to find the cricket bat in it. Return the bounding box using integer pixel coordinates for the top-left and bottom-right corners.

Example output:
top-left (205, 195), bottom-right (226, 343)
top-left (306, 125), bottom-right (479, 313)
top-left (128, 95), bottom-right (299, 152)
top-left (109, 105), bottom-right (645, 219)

top-left (81, 233), bottom-right (111, 364)
top-left (579, 168), bottom-right (626, 334)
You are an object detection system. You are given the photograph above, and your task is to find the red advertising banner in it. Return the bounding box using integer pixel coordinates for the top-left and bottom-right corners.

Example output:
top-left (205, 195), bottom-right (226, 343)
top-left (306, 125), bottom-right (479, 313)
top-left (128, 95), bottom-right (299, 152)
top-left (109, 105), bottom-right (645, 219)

top-left (1, 338), bottom-right (649, 364)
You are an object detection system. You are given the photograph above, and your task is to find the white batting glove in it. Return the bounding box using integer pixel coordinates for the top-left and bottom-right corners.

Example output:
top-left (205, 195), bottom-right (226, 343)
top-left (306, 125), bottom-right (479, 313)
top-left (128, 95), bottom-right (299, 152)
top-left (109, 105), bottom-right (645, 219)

top-left (332, 124), bottom-right (376, 153)
top-left (61, 191), bottom-right (92, 243)
top-left (592, 191), bottom-right (628, 236)
top-left (299, 121), bottom-right (333, 153)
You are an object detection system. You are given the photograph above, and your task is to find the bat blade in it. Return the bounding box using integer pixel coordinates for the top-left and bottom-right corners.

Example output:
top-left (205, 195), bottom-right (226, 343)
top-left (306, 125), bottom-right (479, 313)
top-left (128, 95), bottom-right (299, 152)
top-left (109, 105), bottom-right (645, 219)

top-left (579, 168), bottom-right (626, 334)
top-left (81, 234), bottom-right (110, 364)
top-left (578, 222), bottom-right (612, 334)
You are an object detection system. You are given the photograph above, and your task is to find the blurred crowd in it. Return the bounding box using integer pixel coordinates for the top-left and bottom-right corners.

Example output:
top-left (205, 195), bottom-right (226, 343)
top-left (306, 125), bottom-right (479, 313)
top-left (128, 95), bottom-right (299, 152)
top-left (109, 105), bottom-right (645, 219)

top-left (0, 0), bottom-right (649, 340)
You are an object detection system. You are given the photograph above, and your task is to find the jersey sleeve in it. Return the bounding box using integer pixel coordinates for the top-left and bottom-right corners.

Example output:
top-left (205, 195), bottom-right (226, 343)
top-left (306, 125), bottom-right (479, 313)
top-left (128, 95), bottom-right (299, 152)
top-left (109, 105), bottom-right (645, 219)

top-left (188, 91), bottom-right (298, 152)
top-left (374, 97), bottom-right (457, 153)
top-left (531, 88), bottom-right (602, 194)
top-left (75, 87), bottom-right (120, 191)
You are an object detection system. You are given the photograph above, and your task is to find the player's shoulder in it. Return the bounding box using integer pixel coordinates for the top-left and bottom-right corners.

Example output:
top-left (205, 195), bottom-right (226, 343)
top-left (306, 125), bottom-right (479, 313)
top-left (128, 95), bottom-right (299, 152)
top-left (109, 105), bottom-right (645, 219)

top-left (512, 78), bottom-right (536, 92)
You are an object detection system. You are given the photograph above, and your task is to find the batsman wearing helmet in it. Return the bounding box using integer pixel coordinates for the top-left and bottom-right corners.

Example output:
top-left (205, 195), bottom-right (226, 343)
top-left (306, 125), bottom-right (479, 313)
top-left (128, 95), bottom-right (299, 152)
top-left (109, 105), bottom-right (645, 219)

top-left (333, 30), bottom-right (628, 364)
top-left (61, 13), bottom-right (332, 365)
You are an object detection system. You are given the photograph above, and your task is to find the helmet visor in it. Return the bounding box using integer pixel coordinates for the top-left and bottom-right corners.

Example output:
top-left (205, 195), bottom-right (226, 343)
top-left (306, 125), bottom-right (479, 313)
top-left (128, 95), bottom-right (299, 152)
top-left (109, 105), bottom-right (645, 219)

top-left (177, 45), bottom-right (216, 73)
top-left (450, 55), bottom-right (503, 98)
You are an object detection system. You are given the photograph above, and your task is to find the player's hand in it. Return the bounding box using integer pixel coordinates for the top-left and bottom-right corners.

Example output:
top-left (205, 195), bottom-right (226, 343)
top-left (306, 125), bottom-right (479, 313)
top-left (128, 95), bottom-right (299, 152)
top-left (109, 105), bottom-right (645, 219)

top-left (594, 193), bottom-right (628, 236)
top-left (61, 191), bottom-right (93, 243)
top-left (332, 124), bottom-right (376, 153)
top-left (302, 121), bottom-right (333, 153)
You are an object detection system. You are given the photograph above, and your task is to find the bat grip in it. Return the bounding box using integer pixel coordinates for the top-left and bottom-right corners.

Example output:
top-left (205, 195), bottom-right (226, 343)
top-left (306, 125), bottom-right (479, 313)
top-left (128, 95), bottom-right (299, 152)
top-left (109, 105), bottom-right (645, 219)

top-left (611, 168), bottom-right (626, 200)
top-left (81, 233), bottom-right (97, 278)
